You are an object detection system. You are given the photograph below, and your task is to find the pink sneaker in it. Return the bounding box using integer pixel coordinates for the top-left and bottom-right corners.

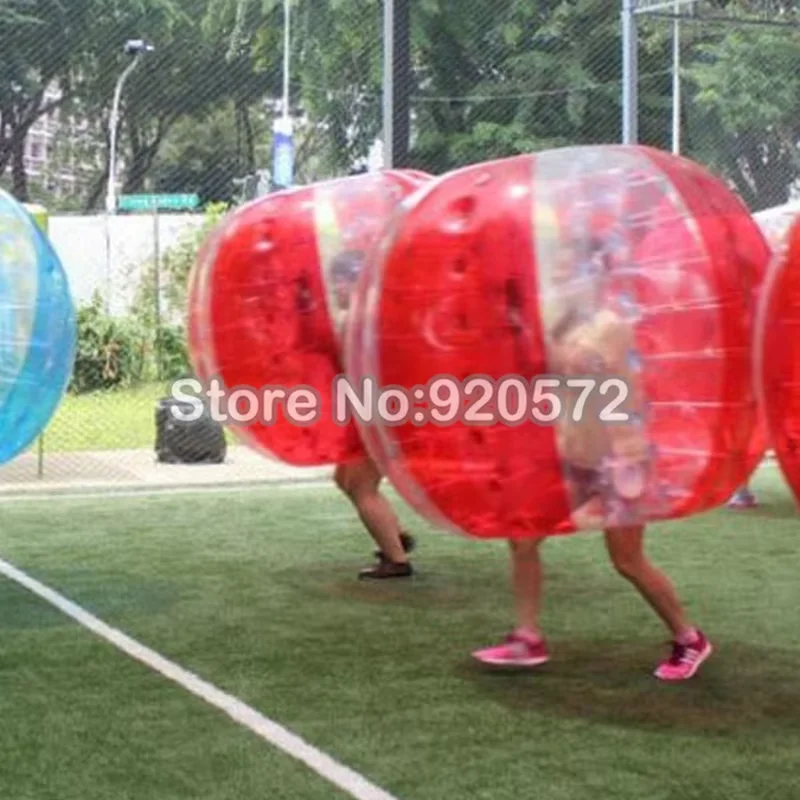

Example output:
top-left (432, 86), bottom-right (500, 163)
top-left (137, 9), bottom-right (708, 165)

top-left (654, 631), bottom-right (713, 681)
top-left (472, 632), bottom-right (550, 669)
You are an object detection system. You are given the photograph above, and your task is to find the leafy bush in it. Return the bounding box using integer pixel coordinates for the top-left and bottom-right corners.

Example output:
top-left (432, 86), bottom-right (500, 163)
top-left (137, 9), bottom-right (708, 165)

top-left (70, 293), bottom-right (149, 394)
top-left (70, 299), bottom-right (192, 394)
top-left (99, 201), bottom-right (229, 391)
top-left (133, 201), bottom-right (229, 328)
top-left (155, 323), bottom-right (191, 381)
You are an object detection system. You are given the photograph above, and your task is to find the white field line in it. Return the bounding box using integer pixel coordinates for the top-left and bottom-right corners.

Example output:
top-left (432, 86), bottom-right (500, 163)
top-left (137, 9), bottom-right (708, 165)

top-left (0, 557), bottom-right (400, 800)
top-left (0, 480), bottom-right (336, 504)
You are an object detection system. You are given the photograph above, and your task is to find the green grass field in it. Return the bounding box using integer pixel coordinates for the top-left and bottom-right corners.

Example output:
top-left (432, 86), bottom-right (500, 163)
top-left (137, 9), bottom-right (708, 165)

top-left (1, 467), bottom-right (799, 799)
top-left (40, 383), bottom-right (234, 453)
top-left (42, 383), bottom-right (164, 451)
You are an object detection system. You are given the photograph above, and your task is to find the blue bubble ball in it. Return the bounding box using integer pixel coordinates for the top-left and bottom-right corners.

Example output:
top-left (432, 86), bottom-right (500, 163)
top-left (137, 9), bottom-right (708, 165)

top-left (0, 190), bottom-right (76, 464)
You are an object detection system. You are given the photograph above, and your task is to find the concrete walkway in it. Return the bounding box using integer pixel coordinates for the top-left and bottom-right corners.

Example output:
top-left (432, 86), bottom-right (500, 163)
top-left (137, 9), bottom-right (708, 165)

top-left (0, 445), bottom-right (777, 499)
top-left (0, 446), bottom-right (332, 496)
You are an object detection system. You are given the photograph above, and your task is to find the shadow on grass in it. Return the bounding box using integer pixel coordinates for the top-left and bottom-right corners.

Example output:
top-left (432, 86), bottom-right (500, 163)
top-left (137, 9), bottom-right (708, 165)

top-left (455, 638), bottom-right (800, 737)
top-left (297, 564), bottom-right (481, 609)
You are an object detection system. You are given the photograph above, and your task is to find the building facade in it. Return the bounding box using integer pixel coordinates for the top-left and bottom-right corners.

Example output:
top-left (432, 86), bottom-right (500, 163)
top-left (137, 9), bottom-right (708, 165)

top-left (23, 83), bottom-right (105, 199)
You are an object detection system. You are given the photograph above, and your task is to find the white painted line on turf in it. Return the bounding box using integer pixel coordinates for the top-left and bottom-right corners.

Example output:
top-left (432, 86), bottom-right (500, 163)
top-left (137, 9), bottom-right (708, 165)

top-left (0, 556), bottom-right (400, 800)
top-left (0, 480), bottom-right (336, 505)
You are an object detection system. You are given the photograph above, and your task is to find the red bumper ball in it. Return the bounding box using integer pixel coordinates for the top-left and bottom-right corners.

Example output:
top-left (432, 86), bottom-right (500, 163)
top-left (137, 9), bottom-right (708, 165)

top-left (757, 216), bottom-right (800, 506)
top-left (187, 169), bottom-right (430, 466)
top-left (346, 146), bottom-right (769, 537)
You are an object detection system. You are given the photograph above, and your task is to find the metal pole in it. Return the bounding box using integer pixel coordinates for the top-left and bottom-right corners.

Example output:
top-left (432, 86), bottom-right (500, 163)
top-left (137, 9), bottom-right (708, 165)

top-left (153, 205), bottom-right (161, 381)
top-left (671, 0), bottom-right (681, 154)
top-left (106, 55), bottom-right (141, 214)
top-left (621, 0), bottom-right (638, 144)
top-left (282, 0), bottom-right (291, 119)
top-left (104, 212), bottom-right (112, 313)
top-left (382, 0), bottom-right (394, 168)
top-left (392, 0), bottom-right (411, 168)
top-left (105, 53), bottom-right (142, 313)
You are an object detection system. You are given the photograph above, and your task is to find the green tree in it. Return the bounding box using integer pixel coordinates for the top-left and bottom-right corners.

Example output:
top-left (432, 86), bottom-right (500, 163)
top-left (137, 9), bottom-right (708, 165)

top-left (215, 0), bottom-right (383, 181)
top-left (222, 0), bottom-right (664, 179)
top-left (75, 0), bottom-right (279, 210)
top-left (150, 102), bottom-right (271, 204)
top-left (0, 0), bottom-right (99, 200)
top-left (410, 0), bottom-right (672, 173)
top-left (205, 0), bottom-right (284, 172)
top-left (684, 7), bottom-right (800, 209)
top-left (291, 0), bottom-right (383, 178)
top-left (78, 0), bottom-right (214, 208)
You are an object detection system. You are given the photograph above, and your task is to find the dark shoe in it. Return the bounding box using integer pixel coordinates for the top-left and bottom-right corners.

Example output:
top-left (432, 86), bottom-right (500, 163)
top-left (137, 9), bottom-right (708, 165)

top-left (358, 555), bottom-right (414, 580)
top-left (373, 532), bottom-right (415, 560)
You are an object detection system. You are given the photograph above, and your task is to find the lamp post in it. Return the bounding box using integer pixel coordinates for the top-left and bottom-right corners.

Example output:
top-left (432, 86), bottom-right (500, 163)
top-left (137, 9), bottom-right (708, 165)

top-left (272, 0), bottom-right (294, 188)
top-left (104, 39), bottom-right (153, 311)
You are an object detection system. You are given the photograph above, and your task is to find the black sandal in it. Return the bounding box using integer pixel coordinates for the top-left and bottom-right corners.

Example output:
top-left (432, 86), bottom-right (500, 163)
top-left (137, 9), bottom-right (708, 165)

top-left (358, 552), bottom-right (414, 580)
top-left (372, 532), bottom-right (415, 560)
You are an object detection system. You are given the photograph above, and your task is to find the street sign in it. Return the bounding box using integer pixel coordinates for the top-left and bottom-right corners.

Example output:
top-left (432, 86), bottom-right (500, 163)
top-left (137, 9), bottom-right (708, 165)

top-left (118, 193), bottom-right (200, 212)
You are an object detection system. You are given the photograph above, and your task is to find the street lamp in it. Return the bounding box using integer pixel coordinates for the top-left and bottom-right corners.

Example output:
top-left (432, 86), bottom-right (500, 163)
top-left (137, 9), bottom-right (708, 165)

top-left (104, 38), bottom-right (153, 312)
top-left (106, 39), bottom-right (154, 214)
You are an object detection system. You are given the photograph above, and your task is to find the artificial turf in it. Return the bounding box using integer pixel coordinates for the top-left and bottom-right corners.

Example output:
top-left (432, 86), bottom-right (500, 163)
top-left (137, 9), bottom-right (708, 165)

top-left (0, 466), bottom-right (799, 799)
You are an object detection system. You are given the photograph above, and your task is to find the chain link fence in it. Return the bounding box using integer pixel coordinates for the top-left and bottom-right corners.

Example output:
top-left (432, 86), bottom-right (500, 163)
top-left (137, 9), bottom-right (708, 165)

top-left (634, 0), bottom-right (800, 211)
top-left (409, 1), bottom-right (634, 173)
top-left (0, 0), bottom-right (795, 489)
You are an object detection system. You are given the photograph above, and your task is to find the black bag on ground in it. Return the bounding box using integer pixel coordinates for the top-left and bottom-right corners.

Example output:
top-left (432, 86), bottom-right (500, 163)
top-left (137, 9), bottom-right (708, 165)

top-left (154, 397), bottom-right (226, 464)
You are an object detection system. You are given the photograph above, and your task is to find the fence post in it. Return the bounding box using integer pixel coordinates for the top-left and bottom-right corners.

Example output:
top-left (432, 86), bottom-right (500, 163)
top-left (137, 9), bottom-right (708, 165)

top-left (382, 0), bottom-right (394, 168)
top-left (621, 0), bottom-right (638, 144)
top-left (393, 0), bottom-right (410, 167)
top-left (24, 202), bottom-right (50, 479)
top-left (153, 205), bottom-right (161, 381)
top-left (382, 0), bottom-right (411, 168)
top-left (671, 0), bottom-right (682, 154)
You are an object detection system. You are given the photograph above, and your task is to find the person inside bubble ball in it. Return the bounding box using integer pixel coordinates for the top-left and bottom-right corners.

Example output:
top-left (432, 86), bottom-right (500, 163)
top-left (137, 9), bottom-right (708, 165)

top-left (472, 182), bottom-right (712, 681)
top-left (328, 249), bottom-right (364, 334)
top-left (325, 249), bottom-right (417, 579)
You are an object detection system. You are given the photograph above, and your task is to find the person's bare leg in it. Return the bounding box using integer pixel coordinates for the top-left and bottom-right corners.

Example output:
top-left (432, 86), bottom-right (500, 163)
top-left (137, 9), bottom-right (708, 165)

top-left (603, 525), bottom-right (693, 638)
top-left (471, 537), bottom-right (550, 667)
top-left (510, 538), bottom-right (545, 638)
top-left (334, 458), bottom-right (407, 564)
top-left (604, 525), bottom-right (712, 680)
